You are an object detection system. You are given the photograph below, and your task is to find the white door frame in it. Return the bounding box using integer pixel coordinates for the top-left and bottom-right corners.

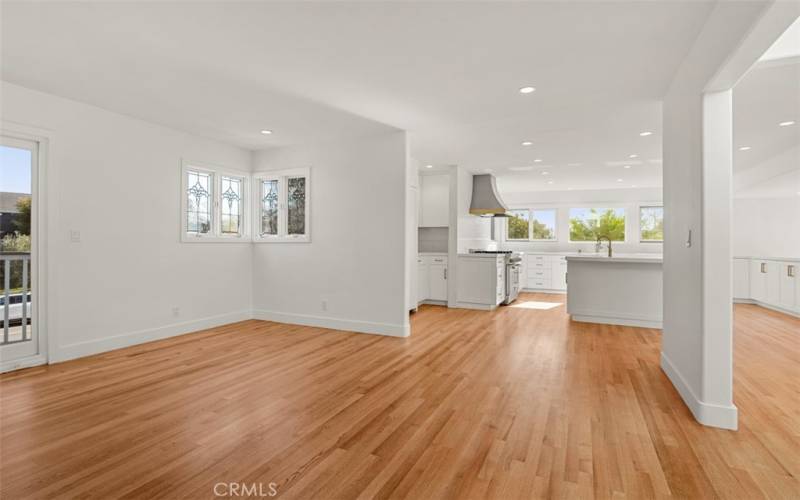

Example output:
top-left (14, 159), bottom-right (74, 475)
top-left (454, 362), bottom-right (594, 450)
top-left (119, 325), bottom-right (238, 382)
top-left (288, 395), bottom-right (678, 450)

top-left (1, 124), bottom-right (50, 372)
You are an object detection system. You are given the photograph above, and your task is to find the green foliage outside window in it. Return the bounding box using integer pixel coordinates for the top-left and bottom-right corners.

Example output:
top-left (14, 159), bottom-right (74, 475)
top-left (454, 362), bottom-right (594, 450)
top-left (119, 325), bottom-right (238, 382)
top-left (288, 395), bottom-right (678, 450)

top-left (507, 211), bottom-right (529, 240)
top-left (569, 208), bottom-right (625, 241)
top-left (640, 206), bottom-right (664, 241)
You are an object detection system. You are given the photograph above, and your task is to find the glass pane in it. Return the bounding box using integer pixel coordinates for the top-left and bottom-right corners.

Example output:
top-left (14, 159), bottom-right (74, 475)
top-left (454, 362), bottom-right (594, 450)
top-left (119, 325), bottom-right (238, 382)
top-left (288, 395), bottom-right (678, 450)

top-left (261, 179), bottom-right (278, 236)
top-left (506, 210), bottom-right (529, 240)
top-left (569, 208), bottom-right (625, 241)
top-left (531, 209), bottom-right (556, 240)
top-left (220, 176), bottom-right (242, 235)
top-left (640, 206), bottom-right (664, 241)
top-left (287, 176), bottom-right (306, 235)
top-left (1, 144), bottom-right (34, 343)
top-left (186, 170), bottom-right (212, 234)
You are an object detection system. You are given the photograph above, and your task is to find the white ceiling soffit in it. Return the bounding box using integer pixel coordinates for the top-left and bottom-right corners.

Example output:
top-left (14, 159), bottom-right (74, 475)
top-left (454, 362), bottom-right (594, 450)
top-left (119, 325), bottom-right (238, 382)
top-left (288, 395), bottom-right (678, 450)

top-left (760, 16), bottom-right (800, 61)
top-left (2, 1), bottom-right (715, 186)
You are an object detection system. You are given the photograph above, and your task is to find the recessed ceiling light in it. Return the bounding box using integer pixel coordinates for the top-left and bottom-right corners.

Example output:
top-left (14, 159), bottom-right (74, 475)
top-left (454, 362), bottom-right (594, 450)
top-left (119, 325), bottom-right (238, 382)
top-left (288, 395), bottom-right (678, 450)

top-left (534, 159), bottom-right (543, 163)
top-left (779, 121), bottom-right (796, 127)
top-left (639, 131), bottom-right (653, 137)
top-left (738, 146), bottom-right (752, 151)
top-left (519, 86), bottom-right (536, 94)
top-left (260, 129), bottom-right (273, 135)
top-left (425, 164), bottom-right (433, 169)
top-left (567, 187), bottom-right (574, 191)
top-left (547, 180), bottom-right (554, 185)
top-left (616, 178), bottom-right (623, 182)
top-left (521, 141), bottom-right (533, 146)
top-left (623, 165), bottom-right (632, 169)
top-left (541, 171), bottom-right (550, 176)
top-left (629, 154), bottom-right (639, 158)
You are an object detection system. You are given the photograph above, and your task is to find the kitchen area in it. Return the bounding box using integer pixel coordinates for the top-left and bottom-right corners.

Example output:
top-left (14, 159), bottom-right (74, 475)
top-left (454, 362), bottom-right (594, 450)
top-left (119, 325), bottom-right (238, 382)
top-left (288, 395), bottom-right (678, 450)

top-left (412, 166), bottom-right (665, 328)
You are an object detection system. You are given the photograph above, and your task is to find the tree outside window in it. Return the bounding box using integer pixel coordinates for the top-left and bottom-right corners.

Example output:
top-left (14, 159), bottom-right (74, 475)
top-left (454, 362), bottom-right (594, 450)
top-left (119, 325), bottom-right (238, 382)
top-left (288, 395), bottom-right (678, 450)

top-left (506, 210), bottom-right (529, 240)
top-left (569, 208), bottom-right (625, 241)
top-left (640, 206), bottom-right (664, 242)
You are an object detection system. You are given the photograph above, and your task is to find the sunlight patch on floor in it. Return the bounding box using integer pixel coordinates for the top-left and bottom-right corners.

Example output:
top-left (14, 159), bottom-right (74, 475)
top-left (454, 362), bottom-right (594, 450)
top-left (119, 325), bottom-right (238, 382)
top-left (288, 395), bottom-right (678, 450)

top-left (509, 300), bottom-right (563, 310)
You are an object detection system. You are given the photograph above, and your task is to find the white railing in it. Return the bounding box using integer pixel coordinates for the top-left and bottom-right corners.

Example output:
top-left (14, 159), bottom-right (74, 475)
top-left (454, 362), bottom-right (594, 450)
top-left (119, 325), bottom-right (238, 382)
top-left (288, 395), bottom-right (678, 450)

top-left (1, 252), bottom-right (32, 345)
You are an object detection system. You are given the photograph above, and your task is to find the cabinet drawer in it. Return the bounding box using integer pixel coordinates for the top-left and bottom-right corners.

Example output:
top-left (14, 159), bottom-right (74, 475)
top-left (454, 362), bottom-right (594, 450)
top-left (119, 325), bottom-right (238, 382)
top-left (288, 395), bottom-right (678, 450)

top-left (422, 255), bottom-right (448, 265)
top-left (528, 269), bottom-right (552, 280)
top-left (527, 278), bottom-right (552, 289)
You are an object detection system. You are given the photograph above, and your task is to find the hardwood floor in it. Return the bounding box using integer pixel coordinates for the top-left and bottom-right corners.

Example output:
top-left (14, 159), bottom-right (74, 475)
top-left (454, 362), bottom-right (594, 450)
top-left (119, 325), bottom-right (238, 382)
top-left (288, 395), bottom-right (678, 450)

top-left (1, 294), bottom-right (798, 499)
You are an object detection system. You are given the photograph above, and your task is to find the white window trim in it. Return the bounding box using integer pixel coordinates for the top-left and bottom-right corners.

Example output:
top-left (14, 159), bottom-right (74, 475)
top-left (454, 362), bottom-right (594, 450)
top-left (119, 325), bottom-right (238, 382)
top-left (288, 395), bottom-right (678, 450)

top-left (252, 167), bottom-right (311, 243)
top-left (638, 204), bottom-right (664, 243)
top-left (530, 208), bottom-right (558, 242)
top-left (567, 206), bottom-right (628, 243)
top-left (180, 160), bottom-right (251, 243)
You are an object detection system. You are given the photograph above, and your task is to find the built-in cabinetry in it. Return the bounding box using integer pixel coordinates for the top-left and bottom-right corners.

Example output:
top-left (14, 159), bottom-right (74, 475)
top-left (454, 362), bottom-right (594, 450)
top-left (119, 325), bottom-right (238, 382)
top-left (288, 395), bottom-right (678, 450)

top-left (455, 254), bottom-right (505, 310)
top-left (419, 174), bottom-right (450, 227)
top-left (418, 254), bottom-right (448, 303)
top-left (734, 257), bottom-right (799, 316)
top-left (524, 253), bottom-right (567, 292)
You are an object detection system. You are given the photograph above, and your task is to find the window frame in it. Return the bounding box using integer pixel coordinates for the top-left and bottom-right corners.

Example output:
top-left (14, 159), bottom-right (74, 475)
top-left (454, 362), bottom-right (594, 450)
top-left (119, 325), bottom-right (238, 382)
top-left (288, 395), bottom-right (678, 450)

top-left (638, 204), bottom-right (664, 243)
top-left (506, 209), bottom-right (531, 241)
top-left (567, 206), bottom-right (627, 243)
top-left (252, 167), bottom-right (311, 243)
top-left (180, 160), bottom-right (250, 243)
top-left (530, 208), bottom-right (558, 242)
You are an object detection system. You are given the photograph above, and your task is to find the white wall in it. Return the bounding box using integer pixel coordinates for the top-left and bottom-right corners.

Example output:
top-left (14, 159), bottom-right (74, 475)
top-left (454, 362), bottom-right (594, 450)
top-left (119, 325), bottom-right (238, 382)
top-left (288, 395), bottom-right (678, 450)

top-left (499, 187), bottom-right (663, 254)
top-left (733, 196), bottom-right (800, 258)
top-left (250, 131), bottom-right (410, 337)
top-left (1, 82), bottom-right (254, 362)
top-left (660, 1), bottom-right (777, 430)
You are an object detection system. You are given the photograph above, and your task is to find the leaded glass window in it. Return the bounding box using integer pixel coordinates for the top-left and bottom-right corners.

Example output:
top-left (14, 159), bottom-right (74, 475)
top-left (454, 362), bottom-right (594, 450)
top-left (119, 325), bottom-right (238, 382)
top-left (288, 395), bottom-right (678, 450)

top-left (220, 176), bottom-right (243, 235)
top-left (186, 170), bottom-right (212, 235)
top-left (261, 179), bottom-right (279, 236)
top-left (287, 176), bottom-right (306, 235)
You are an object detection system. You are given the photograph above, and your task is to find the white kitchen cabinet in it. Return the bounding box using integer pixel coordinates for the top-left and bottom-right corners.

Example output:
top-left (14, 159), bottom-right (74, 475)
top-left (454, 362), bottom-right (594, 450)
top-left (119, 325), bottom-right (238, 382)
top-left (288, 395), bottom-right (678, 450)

top-left (750, 260), bottom-right (768, 303)
top-left (778, 262), bottom-right (797, 312)
top-left (456, 254), bottom-right (505, 309)
top-left (418, 255), bottom-right (448, 303)
top-left (525, 254), bottom-right (567, 292)
top-left (419, 174), bottom-right (450, 227)
top-left (733, 258), bottom-right (750, 300)
top-left (766, 261), bottom-right (780, 305)
top-left (417, 257), bottom-right (429, 303)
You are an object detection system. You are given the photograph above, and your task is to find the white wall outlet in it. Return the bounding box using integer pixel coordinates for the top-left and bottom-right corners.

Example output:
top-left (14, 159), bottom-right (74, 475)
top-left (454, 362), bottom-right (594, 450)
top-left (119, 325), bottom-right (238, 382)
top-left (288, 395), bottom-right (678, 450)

top-left (69, 230), bottom-right (81, 243)
top-left (171, 307), bottom-right (180, 317)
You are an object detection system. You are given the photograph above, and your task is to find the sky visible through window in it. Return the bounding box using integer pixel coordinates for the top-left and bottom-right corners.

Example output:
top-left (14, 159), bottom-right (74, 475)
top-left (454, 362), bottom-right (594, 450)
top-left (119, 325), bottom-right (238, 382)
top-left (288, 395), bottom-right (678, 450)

top-left (0, 146), bottom-right (32, 194)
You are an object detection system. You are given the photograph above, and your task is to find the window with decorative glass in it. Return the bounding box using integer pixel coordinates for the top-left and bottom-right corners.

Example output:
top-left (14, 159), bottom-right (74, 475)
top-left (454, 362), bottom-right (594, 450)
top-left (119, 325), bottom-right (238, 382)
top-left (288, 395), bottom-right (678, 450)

top-left (253, 167), bottom-right (310, 243)
top-left (639, 206), bottom-right (664, 242)
top-left (181, 162), bottom-right (248, 241)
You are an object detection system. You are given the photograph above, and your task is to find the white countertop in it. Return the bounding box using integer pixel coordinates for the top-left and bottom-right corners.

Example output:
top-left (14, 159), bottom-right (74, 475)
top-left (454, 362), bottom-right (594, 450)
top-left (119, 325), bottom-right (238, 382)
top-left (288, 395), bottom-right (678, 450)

top-left (566, 253), bottom-right (663, 264)
top-left (734, 256), bottom-right (800, 263)
top-left (457, 253), bottom-right (504, 258)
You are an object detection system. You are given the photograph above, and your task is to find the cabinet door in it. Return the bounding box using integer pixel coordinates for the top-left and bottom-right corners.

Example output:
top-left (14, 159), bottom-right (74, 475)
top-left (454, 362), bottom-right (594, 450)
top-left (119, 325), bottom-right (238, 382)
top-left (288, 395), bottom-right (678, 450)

top-left (417, 260), bottom-right (429, 302)
top-left (429, 263), bottom-right (447, 301)
top-left (420, 174), bottom-right (450, 227)
top-left (553, 261), bottom-right (568, 290)
top-left (766, 262), bottom-right (780, 306)
top-left (750, 260), bottom-right (767, 302)
top-left (778, 262), bottom-right (797, 311)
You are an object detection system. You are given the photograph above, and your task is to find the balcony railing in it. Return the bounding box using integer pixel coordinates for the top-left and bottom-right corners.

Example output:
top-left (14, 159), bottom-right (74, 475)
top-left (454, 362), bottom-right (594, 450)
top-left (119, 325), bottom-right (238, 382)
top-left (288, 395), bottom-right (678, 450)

top-left (1, 252), bottom-right (32, 345)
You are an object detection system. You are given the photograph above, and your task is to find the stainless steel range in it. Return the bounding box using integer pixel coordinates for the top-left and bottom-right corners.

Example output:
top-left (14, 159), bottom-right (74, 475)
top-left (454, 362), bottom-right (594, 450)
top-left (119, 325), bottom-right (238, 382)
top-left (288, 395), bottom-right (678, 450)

top-left (468, 250), bottom-right (523, 304)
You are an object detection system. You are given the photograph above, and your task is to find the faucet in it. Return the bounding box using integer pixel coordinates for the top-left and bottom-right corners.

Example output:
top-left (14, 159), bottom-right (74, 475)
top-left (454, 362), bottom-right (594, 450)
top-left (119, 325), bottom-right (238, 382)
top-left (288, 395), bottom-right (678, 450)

top-left (596, 235), bottom-right (613, 257)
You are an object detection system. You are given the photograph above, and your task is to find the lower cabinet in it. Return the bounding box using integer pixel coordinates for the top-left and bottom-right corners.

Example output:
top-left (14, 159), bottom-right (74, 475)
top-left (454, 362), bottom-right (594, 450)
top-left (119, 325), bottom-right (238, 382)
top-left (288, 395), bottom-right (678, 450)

top-left (418, 255), bottom-right (448, 303)
top-left (525, 254), bottom-right (567, 292)
top-left (742, 257), bottom-right (799, 314)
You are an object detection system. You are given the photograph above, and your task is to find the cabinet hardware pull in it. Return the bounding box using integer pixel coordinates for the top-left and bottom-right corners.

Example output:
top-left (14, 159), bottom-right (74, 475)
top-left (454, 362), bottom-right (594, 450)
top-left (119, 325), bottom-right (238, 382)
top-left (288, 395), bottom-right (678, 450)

top-left (444, 268), bottom-right (447, 280)
top-left (789, 265), bottom-right (796, 278)
top-left (761, 263), bottom-right (767, 273)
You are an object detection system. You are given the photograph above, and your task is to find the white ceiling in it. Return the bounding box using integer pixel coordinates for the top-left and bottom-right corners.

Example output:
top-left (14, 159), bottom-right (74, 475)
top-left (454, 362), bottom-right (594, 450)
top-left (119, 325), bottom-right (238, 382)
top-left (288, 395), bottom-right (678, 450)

top-left (1, 2), bottom-right (723, 192)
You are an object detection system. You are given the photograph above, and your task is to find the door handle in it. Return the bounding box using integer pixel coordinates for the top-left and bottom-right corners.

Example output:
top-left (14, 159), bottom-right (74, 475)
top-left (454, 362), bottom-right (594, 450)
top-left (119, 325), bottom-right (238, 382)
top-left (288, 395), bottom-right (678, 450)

top-left (761, 263), bottom-right (767, 273)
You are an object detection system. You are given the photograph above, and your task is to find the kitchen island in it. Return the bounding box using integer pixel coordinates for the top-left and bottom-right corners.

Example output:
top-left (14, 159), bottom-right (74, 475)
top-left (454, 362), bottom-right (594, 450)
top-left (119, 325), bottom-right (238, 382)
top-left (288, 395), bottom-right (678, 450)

top-left (566, 253), bottom-right (663, 328)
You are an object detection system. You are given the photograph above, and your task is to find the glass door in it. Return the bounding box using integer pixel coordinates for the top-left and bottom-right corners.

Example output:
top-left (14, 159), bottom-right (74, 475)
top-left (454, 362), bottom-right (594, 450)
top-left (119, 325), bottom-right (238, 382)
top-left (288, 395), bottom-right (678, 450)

top-left (1, 136), bottom-right (39, 363)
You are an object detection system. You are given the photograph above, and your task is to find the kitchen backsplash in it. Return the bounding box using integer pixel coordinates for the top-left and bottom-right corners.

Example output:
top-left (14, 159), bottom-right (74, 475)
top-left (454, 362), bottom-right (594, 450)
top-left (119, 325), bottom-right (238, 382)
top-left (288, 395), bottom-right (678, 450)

top-left (419, 227), bottom-right (448, 253)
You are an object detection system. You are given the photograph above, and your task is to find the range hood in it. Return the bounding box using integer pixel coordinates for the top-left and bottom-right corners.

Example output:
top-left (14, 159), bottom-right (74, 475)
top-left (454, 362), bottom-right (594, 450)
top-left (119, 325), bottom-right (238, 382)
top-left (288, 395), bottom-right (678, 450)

top-left (469, 174), bottom-right (510, 217)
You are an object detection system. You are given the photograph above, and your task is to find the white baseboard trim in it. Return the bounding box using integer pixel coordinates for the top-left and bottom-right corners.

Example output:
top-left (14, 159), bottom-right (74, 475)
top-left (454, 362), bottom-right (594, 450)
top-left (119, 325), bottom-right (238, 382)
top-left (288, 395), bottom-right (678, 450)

top-left (734, 299), bottom-right (800, 318)
top-left (660, 352), bottom-right (738, 430)
top-left (569, 312), bottom-right (662, 329)
top-left (521, 288), bottom-right (567, 295)
top-left (252, 309), bottom-right (410, 338)
top-left (452, 302), bottom-right (497, 311)
top-left (51, 310), bottom-right (254, 363)
top-left (1, 353), bottom-right (47, 374)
